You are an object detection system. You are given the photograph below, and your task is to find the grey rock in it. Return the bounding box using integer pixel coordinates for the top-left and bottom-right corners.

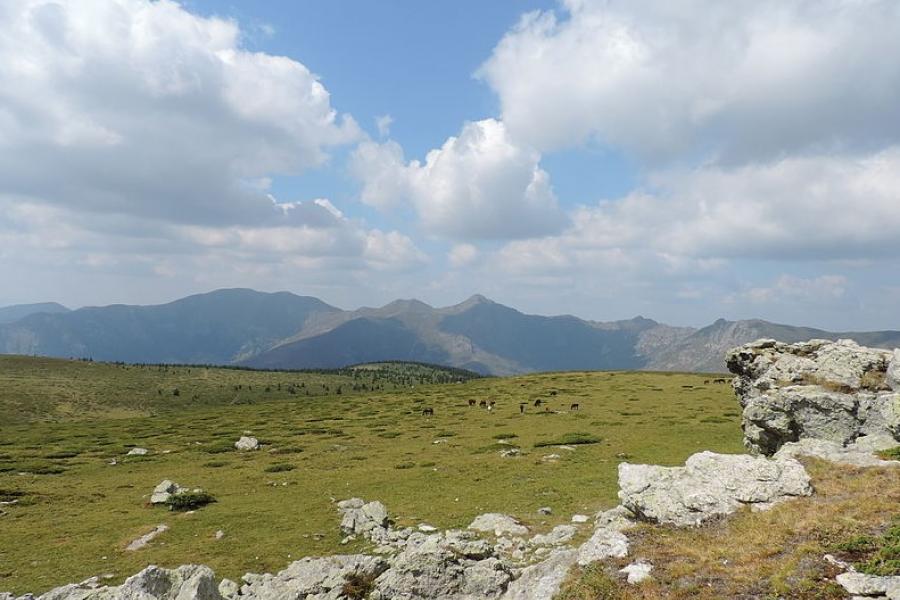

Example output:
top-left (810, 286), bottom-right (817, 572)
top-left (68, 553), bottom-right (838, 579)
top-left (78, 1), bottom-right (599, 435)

top-left (529, 525), bottom-right (576, 547)
top-left (36, 565), bottom-right (223, 600)
top-left (126, 448), bottom-right (148, 456)
top-left (576, 527), bottom-right (629, 566)
top-left (468, 514), bottom-right (528, 537)
top-left (150, 480), bottom-right (183, 505)
top-left (593, 506), bottom-right (634, 532)
top-left (501, 549), bottom-right (576, 600)
top-left (234, 436), bottom-right (259, 451)
top-left (837, 572), bottom-right (900, 598)
top-left (338, 499), bottom-right (390, 538)
top-left (620, 561), bottom-right (652, 584)
top-left (618, 451), bottom-right (812, 527)
top-left (728, 339), bottom-right (900, 454)
top-left (372, 534), bottom-right (510, 600)
top-left (217, 579), bottom-right (238, 599)
top-left (774, 437), bottom-right (900, 467)
top-left (570, 514), bottom-right (588, 524)
top-left (125, 524), bottom-right (168, 551)
top-left (240, 555), bottom-right (387, 600)
top-left (888, 349), bottom-right (900, 392)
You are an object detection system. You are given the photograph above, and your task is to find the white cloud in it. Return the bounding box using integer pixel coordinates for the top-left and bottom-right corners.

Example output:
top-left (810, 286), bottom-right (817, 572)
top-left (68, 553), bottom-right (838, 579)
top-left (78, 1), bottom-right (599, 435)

top-left (479, 0), bottom-right (900, 162)
top-left (0, 0), bottom-right (360, 227)
top-left (351, 119), bottom-right (568, 240)
top-left (448, 244), bottom-right (479, 268)
top-left (375, 114), bottom-right (394, 138)
top-left (487, 148), bottom-right (900, 271)
top-left (739, 275), bottom-right (848, 305)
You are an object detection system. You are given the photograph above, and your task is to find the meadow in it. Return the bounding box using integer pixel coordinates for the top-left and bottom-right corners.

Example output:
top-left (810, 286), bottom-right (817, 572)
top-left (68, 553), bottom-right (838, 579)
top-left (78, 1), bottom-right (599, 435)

top-left (0, 356), bottom-right (743, 595)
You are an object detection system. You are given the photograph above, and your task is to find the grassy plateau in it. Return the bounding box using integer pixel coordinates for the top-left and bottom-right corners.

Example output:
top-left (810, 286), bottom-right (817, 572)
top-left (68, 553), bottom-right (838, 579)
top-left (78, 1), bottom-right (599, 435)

top-left (0, 356), bottom-right (746, 594)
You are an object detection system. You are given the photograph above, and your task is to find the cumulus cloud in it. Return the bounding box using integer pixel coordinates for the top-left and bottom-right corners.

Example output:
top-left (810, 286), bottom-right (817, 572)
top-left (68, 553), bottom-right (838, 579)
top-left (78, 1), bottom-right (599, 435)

top-left (0, 0), bottom-right (429, 303)
top-left (479, 0), bottom-right (900, 162)
top-left (739, 275), bottom-right (848, 305)
top-left (351, 119), bottom-right (568, 240)
top-left (448, 244), bottom-right (479, 268)
top-left (490, 148), bottom-right (900, 273)
top-left (0, 0), bottom-right (360, 227)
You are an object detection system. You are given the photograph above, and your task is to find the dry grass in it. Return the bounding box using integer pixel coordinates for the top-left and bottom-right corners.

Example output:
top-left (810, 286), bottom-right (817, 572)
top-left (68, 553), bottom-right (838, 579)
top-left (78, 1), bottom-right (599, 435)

top-left (557, 458), bottom-right (900, 599)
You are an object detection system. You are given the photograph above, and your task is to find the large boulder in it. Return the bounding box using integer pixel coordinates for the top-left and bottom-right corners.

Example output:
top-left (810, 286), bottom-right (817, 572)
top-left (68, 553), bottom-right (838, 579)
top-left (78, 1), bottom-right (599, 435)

top-left (500, 549), bottom-right (577, 600)
top-left (239, 555), bottom-right (388, 600)
top-left (774, 435), bottom-right (900, 467)
top-left (337, 498), bottom-right (390, 537)
top-left (35, 565), bottom-right (222, 600)
top-left (371, 532), bottom-right (512, 600)
top-left (618, 451), bottom-right (812, 527)
top-left (727, 339), bottom-right (900, 454)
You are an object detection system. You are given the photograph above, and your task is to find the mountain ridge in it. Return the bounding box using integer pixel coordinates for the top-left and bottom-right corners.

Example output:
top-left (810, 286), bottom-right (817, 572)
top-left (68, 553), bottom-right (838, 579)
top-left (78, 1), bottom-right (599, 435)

top-left (1, 289), bottom-right (898, 374)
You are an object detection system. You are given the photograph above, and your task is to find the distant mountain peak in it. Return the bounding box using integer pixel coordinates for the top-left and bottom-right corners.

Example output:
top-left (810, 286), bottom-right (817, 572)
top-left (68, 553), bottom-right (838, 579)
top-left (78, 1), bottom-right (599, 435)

top-left (381, 298), bottom-right (433, 312)
top-left (453, 294), bottom-right (495, 309)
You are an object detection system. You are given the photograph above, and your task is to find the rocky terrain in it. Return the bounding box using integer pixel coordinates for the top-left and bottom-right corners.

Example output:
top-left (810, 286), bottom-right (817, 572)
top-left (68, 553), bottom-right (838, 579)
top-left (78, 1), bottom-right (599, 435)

top-left (2, 339), bottom-right (898, 599)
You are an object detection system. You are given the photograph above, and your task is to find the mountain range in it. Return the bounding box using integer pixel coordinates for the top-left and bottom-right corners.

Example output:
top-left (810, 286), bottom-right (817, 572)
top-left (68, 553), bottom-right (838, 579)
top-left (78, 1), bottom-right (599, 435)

top-left (1, 288), bottom-right (898, 374)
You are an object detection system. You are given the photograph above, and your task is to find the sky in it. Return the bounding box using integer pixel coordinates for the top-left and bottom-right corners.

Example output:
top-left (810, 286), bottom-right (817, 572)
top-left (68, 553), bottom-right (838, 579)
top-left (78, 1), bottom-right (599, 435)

top-left (1, 0), bottom-right (900, 330)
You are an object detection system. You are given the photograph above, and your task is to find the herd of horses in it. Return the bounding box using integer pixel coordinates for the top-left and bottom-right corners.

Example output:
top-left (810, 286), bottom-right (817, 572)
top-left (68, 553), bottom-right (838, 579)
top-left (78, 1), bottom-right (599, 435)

top-left (422, 396), bottom-right (579, 417)
top-left (419, 377), bottom-right (731, 417)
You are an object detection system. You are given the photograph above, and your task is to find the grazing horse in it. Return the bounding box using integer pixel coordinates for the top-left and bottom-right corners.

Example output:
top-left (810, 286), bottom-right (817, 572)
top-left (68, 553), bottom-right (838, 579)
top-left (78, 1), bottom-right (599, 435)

top-left (549, 391), bottom-right (558, 396)
top-left (479, 400), bottom-right (487, 408)
top-left (570, 403), bottom-right (579, 411)
top-left (422, 407), bottom-right (434, 416)
top-left (468, 399), bottom-right (476, 407)
top-left (704, 380), bottom-right (710, 384)
top-left (488, 400), bottom-right (496, 409)
top-left (533, 399), bottom-right (543, 407)
top-left (519, 403), bottom-right (526, 414)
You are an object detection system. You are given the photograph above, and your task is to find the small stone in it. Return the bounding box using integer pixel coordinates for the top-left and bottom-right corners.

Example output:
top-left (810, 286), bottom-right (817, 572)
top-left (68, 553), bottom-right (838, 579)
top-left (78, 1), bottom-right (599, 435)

top-left (125, 524), bottom-right (168, 551)
top-left (571, 514), bottom-right (589, 523)
top-left (620, 560), bottom-right (652, 584)
top-left (418, 524), bottom-right (438, 532)
top-left (537, 507), bottom-right (552, 515)
top-left (215, 530), bottom-right (225, 540)
top-left (127, 447), bottom-right (149, 456)
top-left (235, 436), bottom-right (259, 451)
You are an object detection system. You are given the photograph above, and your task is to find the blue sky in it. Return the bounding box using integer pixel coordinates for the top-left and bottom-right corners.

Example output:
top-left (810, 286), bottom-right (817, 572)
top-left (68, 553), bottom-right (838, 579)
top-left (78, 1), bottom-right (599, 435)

top-left (1, 0), bottom-right (899, 330)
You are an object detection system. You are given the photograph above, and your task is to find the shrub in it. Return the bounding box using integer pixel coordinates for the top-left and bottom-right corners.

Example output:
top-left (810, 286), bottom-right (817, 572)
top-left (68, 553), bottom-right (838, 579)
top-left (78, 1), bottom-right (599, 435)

top-left (858, 519), bottom-right (900, 576)
top-left (203, 440), bottom-right (234, 454)
top-left (394, 462), bottom-right (415, 469)
top-left (165, 491), bottom-right (216, 511)
top-left (341, 571), bottom-right (376, 600)
top-left (492, 433), bottom-right (518, 440)
top-left (264, 463), bottom-right (296, 473)
top-left (43, 449), bottom-right (80, 459)
top-left (270, 446), bottom-right (304, 455)
top-left (877, 446), bottom-right (900, 461)
top-left (534, 433), bottom-right (602, 448)
top-left (203, 461), bottom-right (228, 468)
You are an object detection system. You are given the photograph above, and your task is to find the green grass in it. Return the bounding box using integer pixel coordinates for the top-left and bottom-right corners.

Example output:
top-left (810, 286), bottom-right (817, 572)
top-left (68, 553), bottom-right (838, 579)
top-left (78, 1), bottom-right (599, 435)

top-left (878, 446), bottom-right (900, 461)
top-left (0, 358), bottom-right (744, 595)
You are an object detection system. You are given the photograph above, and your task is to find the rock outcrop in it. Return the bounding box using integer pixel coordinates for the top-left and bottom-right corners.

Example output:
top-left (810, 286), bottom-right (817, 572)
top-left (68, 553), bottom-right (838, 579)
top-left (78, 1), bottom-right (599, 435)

top-left (238, 555), bottom-right (387, 600)
top-left (20, 565), bottom-right (222, 600)
top-left (618, 451), bottom-right (812, 527)
top-left (727, 339), bottom-right (900, 454)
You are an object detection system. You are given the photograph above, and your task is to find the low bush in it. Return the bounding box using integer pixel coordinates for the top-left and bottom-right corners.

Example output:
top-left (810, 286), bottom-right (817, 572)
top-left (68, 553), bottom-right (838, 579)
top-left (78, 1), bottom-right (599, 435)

top-left (534, 432), bottom-right (602, 447)
top-left (165, 491), bottom-right (216, 511)
top-left (264, 463), bottom-right (296, 473)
